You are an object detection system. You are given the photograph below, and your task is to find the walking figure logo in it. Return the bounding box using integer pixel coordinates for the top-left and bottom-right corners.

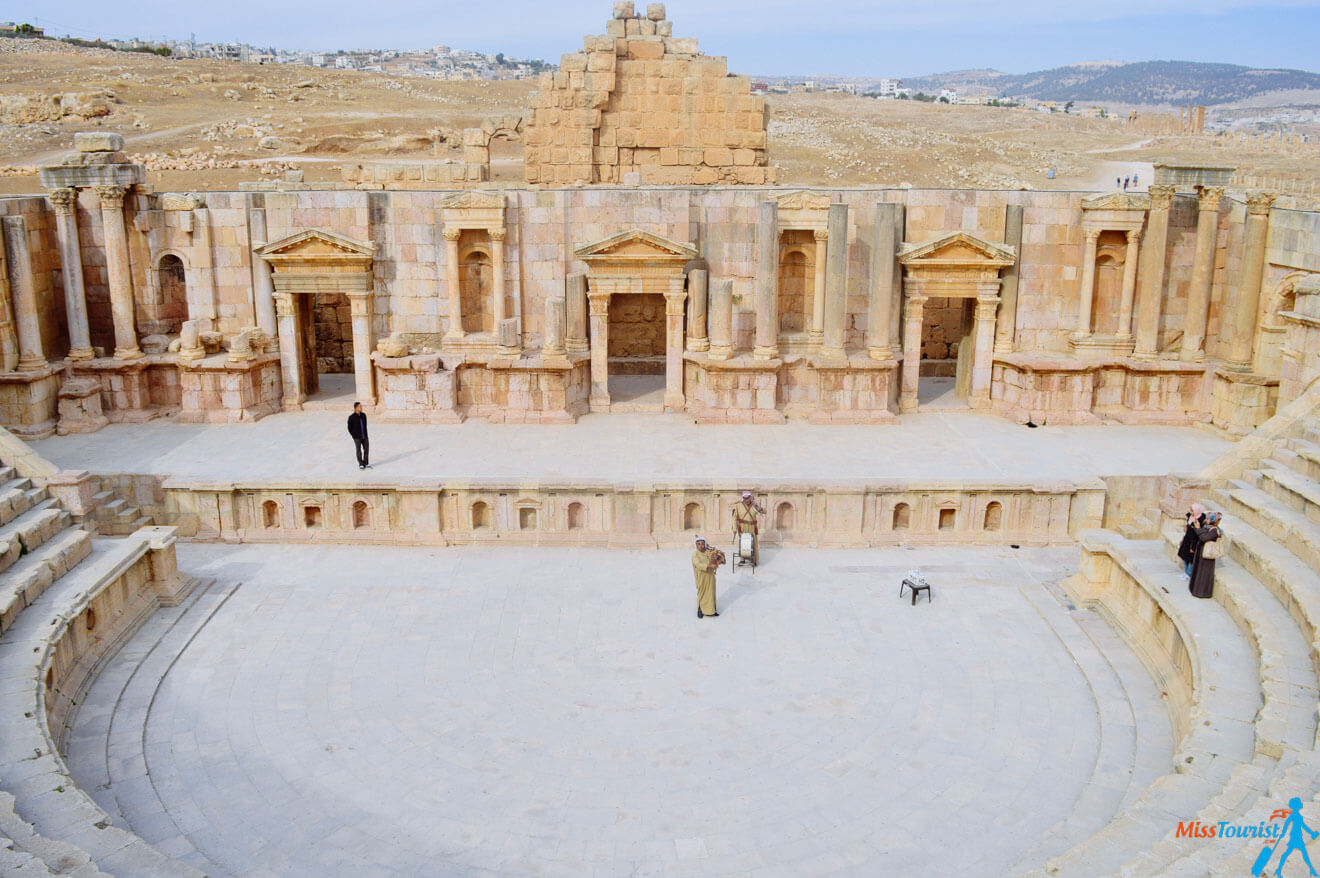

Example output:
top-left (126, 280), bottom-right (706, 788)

top-left (1253, 798), bottom-right (1319, 877)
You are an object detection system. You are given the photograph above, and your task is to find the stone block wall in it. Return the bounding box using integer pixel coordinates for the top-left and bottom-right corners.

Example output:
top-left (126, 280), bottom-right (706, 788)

top-left (0, 196), bottom-right (67, 359)
top-left (523, 3), bottom-right (772, 185)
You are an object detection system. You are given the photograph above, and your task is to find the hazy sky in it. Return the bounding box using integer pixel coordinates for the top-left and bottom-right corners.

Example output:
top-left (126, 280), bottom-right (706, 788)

top-left (21, 1), bottom-right (1320, 77)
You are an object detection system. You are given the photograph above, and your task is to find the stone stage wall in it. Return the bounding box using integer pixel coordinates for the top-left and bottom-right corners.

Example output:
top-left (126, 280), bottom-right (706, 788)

top-left (157, 477), bottom-right (1106, 549)
top-left (5, 181), bottom-right (1320, 432)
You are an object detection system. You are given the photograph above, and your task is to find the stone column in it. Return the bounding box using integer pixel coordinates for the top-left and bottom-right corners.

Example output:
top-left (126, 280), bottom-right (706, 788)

top-left (274, 292), bottom-right (304, 407)
top-left (993, 204), bottom-right (1024, 353)
top-left (889, 205), bottom-right (907, 357)
top-left (868, 203), bottom-right (899, 360)
top-left (1227, 192), bottom-right (1275, 370)
top-left (753, 201), bottom-right (778, 359)
top-left (443, 227), bottom-right (463, 341)
top-left (810, 229), bottom-right (828, 349)
top-left (708, 278), bottom-right (733, 360)
top-left (664, 289), bottom-right (687, 411)
top-left (94, 184), bottom-right (141, 360)
top-left (899, 295), bottom-right (925, 414)
top-left (970, 295), bottom-right (1000, 410)
top-left (1180, 186), bottom-right (1223, 361)
top-left (588, 293), bottom-right (610, 407)
top-left (0, 216), bottom-right (47, 371)
top-left (48, 188), bottom-right (93, 359)
top-left (822, 202), bottom-right (849, 359)
top-left (247, 202), bottom-right (278, 340)
top-left (347, 290), bottom-right (374, 404)
top-left (0, 240), bottom-right (18, 372)
top-left (491, 229), bottom-right (507, 330)
top-left (565, 273), bottom-right (588, 353)
top-left (1073, 229), bottom-right (1100, 338)
top-left (1133, 184), bottom-right (1175, 360)
top-left (685, 268), bottom-right (708, 352)
top-left (1118, 230), bottom-right (1141, 340)
top-left (543, 296), bottom-right (566, 358)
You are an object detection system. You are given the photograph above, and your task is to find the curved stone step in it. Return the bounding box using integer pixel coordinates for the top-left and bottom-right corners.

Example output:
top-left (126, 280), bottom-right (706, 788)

top-left (0, 529), bottom-right (92, 637)
top-left (1215, 481), bottom-right (1320, 584)
top-left (0, 479), bottom-right (35, 528)
top-left (1277, 436), bottom-right (1320, 481)
top-left (1032, 536), bottom-right (1261, 878)
top-left (0, 540), bottom-right (204, 878)
top-left (1257, 460), bottom-right (1320, 526)
top-left (1008, 585), bottom-right (1171, 871)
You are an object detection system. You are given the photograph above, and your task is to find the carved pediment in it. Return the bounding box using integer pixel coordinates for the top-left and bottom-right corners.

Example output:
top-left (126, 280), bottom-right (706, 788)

top-left (1081, 192), bottom-right (1151, 212)
top-left (899, 231), bottom-right (1016, 267)
top-left (439, 191), bottom-right (507, 210)
top-left (575, 229), bottom-right (699, 261)
top-left (256, 228), bottom-right (375, 260)
top-left (773, 190), bottom-right (832, 212)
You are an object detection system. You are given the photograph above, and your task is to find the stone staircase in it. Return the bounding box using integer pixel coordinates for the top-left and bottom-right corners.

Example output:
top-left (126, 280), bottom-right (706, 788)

top-left (89, 488), bottom-right (151, 536)
top-left (0, 457), bottom-right (202, 877)
top-left (1031, 409), bottom-right (1320, 876)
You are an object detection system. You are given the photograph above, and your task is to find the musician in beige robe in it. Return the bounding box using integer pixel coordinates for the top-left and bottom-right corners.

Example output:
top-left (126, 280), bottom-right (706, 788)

top-left (692, 536), bottom-right (721, 618)
top-left (731, 491), bottom-right (765, 565)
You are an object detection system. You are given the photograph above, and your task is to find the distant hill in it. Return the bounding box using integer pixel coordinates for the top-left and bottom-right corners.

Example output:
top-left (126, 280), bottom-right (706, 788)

top-left (894, 61), bottom-right (1320, 106)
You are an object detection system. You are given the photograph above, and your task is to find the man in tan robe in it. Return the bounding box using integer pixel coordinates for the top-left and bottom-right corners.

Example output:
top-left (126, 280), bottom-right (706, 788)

top-left (731, 491), bottom-right (765, 566)
top-left (692, 536), bottom-right (722, 618)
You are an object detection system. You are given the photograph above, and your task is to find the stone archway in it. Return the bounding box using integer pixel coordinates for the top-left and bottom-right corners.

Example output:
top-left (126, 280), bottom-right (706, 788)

top-left (575, 229), bottom-right (698, 412)
top-left (256, 229), bottom-right (376, 410)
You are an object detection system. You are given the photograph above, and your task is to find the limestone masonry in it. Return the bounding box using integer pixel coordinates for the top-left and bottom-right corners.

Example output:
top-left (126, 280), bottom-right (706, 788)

top-left (522, 3), bottom-right (773, 185)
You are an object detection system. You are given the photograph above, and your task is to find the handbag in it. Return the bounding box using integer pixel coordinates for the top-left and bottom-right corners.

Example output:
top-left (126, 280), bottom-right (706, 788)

top-left (1201, 532), bottom-right (1225, 560)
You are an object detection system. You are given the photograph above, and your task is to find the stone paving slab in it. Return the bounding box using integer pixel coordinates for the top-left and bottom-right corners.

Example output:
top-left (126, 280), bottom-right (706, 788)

top-left (69, 543), bottom-right (1175, 877)
top-left (28, 410), bottom-right (1231, 484)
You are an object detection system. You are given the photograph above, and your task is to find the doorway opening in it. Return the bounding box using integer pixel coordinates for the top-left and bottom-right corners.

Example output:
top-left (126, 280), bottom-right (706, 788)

top-left (607, 293), bottom-right (668, 410)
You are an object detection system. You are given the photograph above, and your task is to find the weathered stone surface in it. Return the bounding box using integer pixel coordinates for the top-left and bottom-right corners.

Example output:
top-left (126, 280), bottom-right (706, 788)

top-left (74, 131), bottom-right (124, 152)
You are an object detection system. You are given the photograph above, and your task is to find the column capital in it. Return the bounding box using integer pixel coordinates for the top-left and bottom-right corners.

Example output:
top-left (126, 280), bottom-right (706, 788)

top-left (48, 188), bottom-right (77, 215)
top-left (663, 291), bottom-right (687, 317)
top-left (346, 291), bottom-right (372, 318)
top-left (274, 292), bottom-right (296, 318)
top-left (812, 229), bottom-right (828, 243)
top-left (588, 293), bottom-right (610, 317)
top-left (1197, 186), bottom-right (1225, 212)
top-left (93, 184), bottom-right (127, 208)
top-left (1083, 228), bottom-right (1101, 243)
top-left (1246, 191), bottom-right (1276, 216)
top-left (903, 296), bottom-right (927, 320)
top-left (1125, 229), bottom-right (1142, 245)
top-left (442, 226), bottom-right (462, 242)
top-left (1147, 185), bottom-right (1176, 210)
top-left (489, 228), bottom-right (507, 242)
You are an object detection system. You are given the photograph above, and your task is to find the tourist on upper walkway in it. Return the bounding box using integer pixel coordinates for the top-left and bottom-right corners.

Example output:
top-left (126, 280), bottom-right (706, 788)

top-left (347, 402), bottom-right (370, 470)
top-left (692, 536), bottom-right (724, 619)
top-left (1189, 512), bottom-right (1224, 599)
top-left (1177, 502), bottom-right (1207, 576)
top-left (732, 491), bottom-right (765, 566)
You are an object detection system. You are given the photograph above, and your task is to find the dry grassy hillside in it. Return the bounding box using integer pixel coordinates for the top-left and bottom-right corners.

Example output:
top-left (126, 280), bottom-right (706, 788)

top-left (1, 37), bottom-right (1316, 201)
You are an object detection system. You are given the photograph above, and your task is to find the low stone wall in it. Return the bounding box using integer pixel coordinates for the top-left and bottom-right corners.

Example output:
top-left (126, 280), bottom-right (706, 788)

top-left (1066, 531), bottom-right (1196, 739)
top-left (992, 355), bottom-right (1211, 426)
top-left (178, 353), bottom-right (281, 423)
top-left (159, 477), bottom-right (1105, 547)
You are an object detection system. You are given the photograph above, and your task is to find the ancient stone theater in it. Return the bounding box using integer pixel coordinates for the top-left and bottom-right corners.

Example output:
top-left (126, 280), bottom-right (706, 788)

top-left (3, 3), bottom-right (1320, 876)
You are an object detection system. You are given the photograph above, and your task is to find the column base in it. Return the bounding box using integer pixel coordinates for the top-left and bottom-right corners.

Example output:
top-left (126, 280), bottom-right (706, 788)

top-left (565, 341), bottom-right (589, 354)
top-left (16, 357), bottom-right (48, 372)
top-left (663, 392), bottom-right (685, 411)
top-left (66, 347), bottom-right (95, 361)
top-left (686, 337), bottom-right (710, 352)
top-left (1178, 347), bottom-right (1205, 363)
top-left (867, 346), bottom-right (895, 361)
top-left (820, 346), bottom-right (846, 360)
top-left (807, 330), bottom-right (824, 352)
top-left (899, 396), bottom-right (919, 414)
top-left (1130, 350), bottom-right (1158, 362)
top-left (114, 347), bottom-right (144, 361)
top-left (752, 345), bottom-right (778, 360)
top-left (992, 343), bottom-right (1014, 355)
top-left (707, 346), bottom-right (732, 361)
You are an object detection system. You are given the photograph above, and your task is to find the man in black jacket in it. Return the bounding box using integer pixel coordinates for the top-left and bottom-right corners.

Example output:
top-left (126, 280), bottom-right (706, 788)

top-left (347, 402), bottom-right (369, 469)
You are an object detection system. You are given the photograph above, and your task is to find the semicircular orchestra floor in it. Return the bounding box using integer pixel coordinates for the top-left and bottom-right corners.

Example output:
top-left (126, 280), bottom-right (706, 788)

top-left (68, 544), bottom-right (1172, 878)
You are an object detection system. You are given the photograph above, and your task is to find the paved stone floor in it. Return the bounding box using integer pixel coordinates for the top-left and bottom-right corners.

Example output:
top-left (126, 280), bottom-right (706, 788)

top-left (68, 543), bottom-right (1173, 877)
top-left (31, 410), bottom-right (1229, 483)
